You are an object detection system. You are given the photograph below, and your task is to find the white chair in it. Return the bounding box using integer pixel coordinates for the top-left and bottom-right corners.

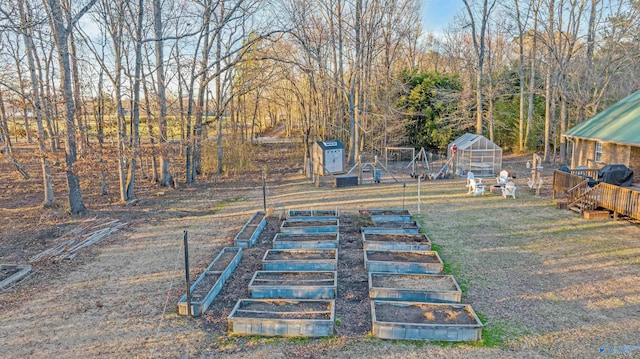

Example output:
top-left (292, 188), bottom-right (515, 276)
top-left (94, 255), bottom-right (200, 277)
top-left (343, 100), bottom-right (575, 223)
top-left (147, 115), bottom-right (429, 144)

top-left (496, 170), bottom-right (510, 185)
top-left (466, 172), bottom-right (475, 194)
top-left (502, 181), bottom-right (516, 199)
top-left (469, 178), bottom-right (485, 196)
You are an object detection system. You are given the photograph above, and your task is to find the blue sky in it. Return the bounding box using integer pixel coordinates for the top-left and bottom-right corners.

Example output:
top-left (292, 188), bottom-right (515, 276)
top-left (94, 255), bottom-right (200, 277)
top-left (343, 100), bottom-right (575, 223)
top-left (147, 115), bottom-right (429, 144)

top-left (421, 0), bottom-right (465, 34)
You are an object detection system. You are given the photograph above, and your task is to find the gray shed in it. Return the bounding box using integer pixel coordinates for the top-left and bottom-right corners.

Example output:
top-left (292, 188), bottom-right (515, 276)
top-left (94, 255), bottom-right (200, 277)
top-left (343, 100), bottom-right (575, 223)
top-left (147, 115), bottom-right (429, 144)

top-left (312, 140), bottom-right (345, 175)
top-left (448, 133), bottom-right (502, 177)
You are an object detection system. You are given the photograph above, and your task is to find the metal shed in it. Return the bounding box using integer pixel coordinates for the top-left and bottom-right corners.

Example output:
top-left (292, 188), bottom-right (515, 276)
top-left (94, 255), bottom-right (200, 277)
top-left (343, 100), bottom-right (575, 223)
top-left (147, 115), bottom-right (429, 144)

top-left (447, 133), bottom-right (501, 177)
top-left (312, 140), bottom-right (345, 175)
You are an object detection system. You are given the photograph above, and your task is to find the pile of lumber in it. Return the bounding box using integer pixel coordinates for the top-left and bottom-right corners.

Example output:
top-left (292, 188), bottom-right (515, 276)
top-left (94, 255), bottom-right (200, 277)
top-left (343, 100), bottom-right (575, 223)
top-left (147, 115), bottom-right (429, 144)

top-left (30, 218), bottom-right (126, 262)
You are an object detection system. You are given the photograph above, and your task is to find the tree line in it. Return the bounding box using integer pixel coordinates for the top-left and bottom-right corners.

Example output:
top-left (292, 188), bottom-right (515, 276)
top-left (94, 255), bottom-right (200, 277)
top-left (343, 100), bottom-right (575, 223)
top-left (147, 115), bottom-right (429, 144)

top-left (0, 0), bottom-right (639, 213)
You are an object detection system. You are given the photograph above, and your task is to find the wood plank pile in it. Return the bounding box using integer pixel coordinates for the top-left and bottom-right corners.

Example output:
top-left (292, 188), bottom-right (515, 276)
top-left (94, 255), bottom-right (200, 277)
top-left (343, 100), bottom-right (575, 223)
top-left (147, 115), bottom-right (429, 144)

top-left (30, 218), bottom-right (126, 262)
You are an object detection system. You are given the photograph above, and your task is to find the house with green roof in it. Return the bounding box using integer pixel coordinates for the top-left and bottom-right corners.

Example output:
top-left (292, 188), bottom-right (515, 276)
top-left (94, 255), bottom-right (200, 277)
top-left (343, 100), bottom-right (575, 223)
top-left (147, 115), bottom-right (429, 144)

top-left (564, 90), bottom-right (640, 182)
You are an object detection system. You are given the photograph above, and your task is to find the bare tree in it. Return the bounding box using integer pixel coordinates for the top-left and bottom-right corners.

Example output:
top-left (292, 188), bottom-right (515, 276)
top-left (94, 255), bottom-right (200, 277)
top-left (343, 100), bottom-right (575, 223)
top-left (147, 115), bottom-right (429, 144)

top-left (463, 0), bottom-right (497, 135)
top-left (17, 0), bottom-right (54, 206)
top-left (43, 0), bottom-right (97, 214)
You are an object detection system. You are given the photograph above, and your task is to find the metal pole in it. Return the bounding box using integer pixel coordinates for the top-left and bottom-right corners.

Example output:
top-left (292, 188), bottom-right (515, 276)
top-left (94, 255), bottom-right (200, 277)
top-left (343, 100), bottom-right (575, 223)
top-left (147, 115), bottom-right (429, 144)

top-left (402, 182), bottom-right (406, 210)
top-left (183, 230), bottom-right (192, 317)
top-left (417, 176), bottom-right (421, 214)
top-left (262, 171), bottom-right (267, 211)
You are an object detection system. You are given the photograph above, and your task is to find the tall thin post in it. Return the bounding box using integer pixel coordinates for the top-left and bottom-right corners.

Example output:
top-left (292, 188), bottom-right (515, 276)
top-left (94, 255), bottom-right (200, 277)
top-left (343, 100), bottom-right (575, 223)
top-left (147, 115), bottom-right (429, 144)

top-left (417, 177), bottom-right (421, 214)
top-left (402, 182), bottom-right (406, 210)
top-left (183, 230), bottom-right (192, 317)
top-left (262, 171), bottom-right (267, 211)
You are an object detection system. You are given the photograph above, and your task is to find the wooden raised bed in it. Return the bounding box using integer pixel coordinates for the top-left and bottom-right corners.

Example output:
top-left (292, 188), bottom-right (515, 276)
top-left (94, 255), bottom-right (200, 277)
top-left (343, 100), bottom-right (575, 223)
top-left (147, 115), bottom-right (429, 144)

top-left (368, 273), bottom-right (461, 302)
top-left (371, 301), bottom-right (483, 341)
top-left (280, 218), bottom-right (339, 234)
top-left (361, 225), bottom-right (421, 235)
top-left (0, 264), bottom-right (32, 288)
top-left (364, 250), bottom-right (443, 274)
top-left (262, 249), bottom-right (337, 271)
top-left (228, 299), bottom-right (335, 337)
top-left (178, 247), bottom-right (242, 316)
top-left (248, 271), bottom-right (337, 299)
top-left (362, 232), bottom-right (431, 251)
top-left (287, 209), bottom-right (338, 220)
top-left (273, 232), bottom-right (339, 249)
top-left (233, 211), bottom-right (267, 248)
top-left (359, 209), bottom-right (413, 223)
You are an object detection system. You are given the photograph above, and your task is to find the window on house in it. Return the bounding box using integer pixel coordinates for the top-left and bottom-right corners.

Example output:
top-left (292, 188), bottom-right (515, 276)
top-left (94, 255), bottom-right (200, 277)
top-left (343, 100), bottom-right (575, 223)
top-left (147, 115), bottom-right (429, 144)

top-left (595, 142), bottom-right (603, 163)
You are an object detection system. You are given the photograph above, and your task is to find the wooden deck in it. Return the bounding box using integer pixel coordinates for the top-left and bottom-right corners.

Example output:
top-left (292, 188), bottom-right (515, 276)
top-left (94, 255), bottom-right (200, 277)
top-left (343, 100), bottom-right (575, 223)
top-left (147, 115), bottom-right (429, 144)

top-left (553, 170), bottom-right (640, 220)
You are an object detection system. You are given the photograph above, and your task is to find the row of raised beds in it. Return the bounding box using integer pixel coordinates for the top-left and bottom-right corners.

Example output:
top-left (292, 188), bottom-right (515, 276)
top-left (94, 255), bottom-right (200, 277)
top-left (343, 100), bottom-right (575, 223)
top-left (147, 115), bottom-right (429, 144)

top-left (360, 209), bottom-right (484, 342)
top-left (228, 208), bottom-right (339, 337)
top-left (177, 211), bottom-right (268, 316)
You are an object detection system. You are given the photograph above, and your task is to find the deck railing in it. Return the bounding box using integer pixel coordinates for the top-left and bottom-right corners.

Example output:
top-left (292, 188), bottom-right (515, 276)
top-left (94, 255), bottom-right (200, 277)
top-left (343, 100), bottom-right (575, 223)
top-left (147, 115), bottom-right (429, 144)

top-left (593, 183), bottom-right (640, 220)
top-left (552, 170), bottom-right (587, 199)
top-left (570, 168), bottom-right (599, 180)
top-left (553, 170), bottom-right (640, 220)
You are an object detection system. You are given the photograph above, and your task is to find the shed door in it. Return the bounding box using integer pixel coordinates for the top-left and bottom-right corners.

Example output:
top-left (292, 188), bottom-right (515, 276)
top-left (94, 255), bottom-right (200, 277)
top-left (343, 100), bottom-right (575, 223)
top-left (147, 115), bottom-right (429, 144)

top-left (325, 149), bottom-right (342, 173)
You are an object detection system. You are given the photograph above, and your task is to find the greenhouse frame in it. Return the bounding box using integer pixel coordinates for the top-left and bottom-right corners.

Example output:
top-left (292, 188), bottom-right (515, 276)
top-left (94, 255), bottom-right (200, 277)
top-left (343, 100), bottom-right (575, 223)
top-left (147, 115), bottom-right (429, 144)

top-left (447, 133), bottom-right (502, 177)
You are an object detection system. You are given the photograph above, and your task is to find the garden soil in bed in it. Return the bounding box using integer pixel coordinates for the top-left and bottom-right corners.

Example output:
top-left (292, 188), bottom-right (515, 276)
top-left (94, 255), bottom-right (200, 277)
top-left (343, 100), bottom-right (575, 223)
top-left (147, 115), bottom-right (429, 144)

top-left (248, 213), bottom-right (265, 226)
top-left (282, 221), bottom-right (336, 227)
top-left (367, 251), bottom-right (439, 263)
top-left (253, 271), bottom-right (335, 284)
top-left (371, 221), bottom-right (419, 228)
top-left (191, 273), bottom-right (221, 299)
top-left (275, 234), bottom-right (337, 242)
top-left (375, 302), bottom-right (477, 325)
top-left (372, 274), bottom-right (456, 291)
top-left (237, 225), bottom-right (258, 240)
top-left (0, 266), bottom-right (21, 281)
top-left (359, 210), bottom-right (410, 216)
top-left (236, 300), bottom-right (331, 313)
top-left (265, 250), bottom-right (335, 261)
top-left (365, 234), bottom-right (429, 243)
top-left (208, 250), bottom-right (239, 272)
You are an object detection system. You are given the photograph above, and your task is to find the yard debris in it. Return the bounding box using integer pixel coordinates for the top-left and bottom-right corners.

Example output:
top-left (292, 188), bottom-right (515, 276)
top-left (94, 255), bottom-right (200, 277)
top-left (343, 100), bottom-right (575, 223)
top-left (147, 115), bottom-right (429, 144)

top-left (29, 217), bottom-right (126, 262)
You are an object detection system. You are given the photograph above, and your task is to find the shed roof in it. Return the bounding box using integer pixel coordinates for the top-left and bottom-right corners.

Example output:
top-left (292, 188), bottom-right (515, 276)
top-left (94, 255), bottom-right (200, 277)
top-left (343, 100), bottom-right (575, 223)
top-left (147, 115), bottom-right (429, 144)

top-left (450, 133), bottom-right (500, 151)
top-left (564, 90), bottom-right (640, 146)
top-left (315, 140), bottom-right (344, 150)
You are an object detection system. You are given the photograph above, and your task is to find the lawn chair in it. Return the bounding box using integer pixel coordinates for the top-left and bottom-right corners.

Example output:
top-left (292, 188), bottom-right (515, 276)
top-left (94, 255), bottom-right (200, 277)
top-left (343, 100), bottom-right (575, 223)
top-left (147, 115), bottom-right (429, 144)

top-left (502, 181), bottom-right (516, 199)
top-left (496, 170), bottom-right (510, 185)
top-left (469, 178), bottom-right (485, 196)
top-left (466, 171), bottom-right (475, 194)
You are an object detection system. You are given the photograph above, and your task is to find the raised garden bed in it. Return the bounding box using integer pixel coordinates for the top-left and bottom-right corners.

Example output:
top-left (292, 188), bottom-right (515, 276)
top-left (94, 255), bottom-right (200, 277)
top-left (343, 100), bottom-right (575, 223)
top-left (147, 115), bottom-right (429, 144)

top-left (262, 249), bottom-right (337, 271)
top-left (0, 264), bottom-right (32, 288)
top-left (359, 209), bottom-right (413, 223)
top-left (361, 224), bottom-right (421, 235)
top-left (280, 219), bottom-right (339, 234)
top-left (228, 299), bottom-right (335, 337)
top-left (362, 233), bottom-right (431, 251)
top-left (364, 250), bottom-right (443, 274)
top-left (178, 247), bottom-right (242, 316)
top-left (273, 232), bottom-right (339, 249)
top-left (372, 219), bottom-right (421, 228)
top-left (248, 271), bottom-right (337, 299)
top-left (368, 273), bottom-right (461, 302)
top-left (287, 209), bottom-right (338, 220)
top-left (233, 211), bottom-right (267, 248)
top-left (371, 301), bottom-right (483, 341)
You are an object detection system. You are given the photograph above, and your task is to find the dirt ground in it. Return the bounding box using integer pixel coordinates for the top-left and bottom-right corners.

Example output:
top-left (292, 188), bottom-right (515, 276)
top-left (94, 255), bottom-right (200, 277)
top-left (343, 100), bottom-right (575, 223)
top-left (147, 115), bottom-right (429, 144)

top-left (1, 143), bottom-right (640, 358)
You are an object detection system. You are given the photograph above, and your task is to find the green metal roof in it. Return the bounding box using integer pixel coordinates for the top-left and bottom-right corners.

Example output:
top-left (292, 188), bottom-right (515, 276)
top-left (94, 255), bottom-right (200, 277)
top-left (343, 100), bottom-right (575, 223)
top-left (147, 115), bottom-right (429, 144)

top-left (564, 90), bottom-right (640, 146)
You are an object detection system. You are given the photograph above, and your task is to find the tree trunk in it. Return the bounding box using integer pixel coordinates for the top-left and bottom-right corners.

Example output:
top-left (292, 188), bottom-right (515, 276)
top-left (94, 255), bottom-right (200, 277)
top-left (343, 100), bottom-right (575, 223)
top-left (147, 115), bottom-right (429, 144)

top-left (515, 0), bottom-right (526, 151)
top-left (125, 0), bottom-right (144, 200)
top-left (216, 3), bottom-right (224, 174)
top-left (544, 67), bottom-right (551, 161)
top-left (20, 0), bottom-right (54, 207)
top-left (525, 0), bottom-right (538, 149)
top-left (49, 3), bottom-right (87, 213)
top-left (154, 0), bottom-right (173, 187)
